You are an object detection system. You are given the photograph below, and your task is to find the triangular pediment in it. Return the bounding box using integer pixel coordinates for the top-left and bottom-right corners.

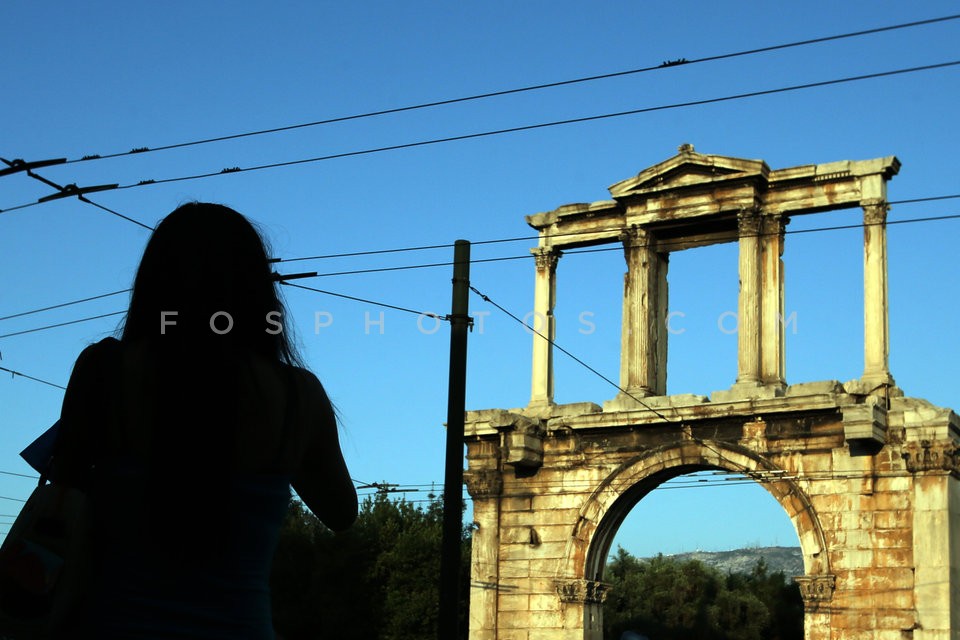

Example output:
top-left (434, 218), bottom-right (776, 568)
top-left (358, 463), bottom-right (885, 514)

top-left (609, 145), bottom-right (769, 199)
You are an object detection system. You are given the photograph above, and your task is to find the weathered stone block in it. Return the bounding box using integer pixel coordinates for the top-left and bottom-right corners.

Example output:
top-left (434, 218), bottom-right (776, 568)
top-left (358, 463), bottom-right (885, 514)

top-left (499, 594), bottom-right (530, 612)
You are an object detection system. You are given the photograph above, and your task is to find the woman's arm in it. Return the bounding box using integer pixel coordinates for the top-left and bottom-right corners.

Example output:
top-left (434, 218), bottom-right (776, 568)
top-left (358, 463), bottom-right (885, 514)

top-left (290, 370), bottom-right (358, 532)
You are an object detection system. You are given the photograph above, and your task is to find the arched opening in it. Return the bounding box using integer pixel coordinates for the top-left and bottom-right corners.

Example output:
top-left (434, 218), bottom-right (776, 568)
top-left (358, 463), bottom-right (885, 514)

top-left (596, 469), bottom-right (804, 639)
top-left (572, 442), bottom-right (827, 640)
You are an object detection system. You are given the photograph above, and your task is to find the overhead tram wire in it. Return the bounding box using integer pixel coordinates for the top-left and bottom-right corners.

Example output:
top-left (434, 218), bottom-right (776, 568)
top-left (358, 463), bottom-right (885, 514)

top-left (272, 193), bottom-right (960, 264)
top-left (45, 13), bottom-right (960, 166)
top-left (0, 310), bottom-right (126, 340)
top-left (3, 59), bottom-right (958, 216)
top-left (88, 62), bottom-right (960, 192)
top-left (281, 281), bottom-right (449, 320)
top-left (0, 158), bottom-right (153, 231)
top-left (0, 365), bottom-right (66, 390)
top-left (4, 203), bottom-right (960, 336)
top-left (0, 289), bottom-right (130, 322)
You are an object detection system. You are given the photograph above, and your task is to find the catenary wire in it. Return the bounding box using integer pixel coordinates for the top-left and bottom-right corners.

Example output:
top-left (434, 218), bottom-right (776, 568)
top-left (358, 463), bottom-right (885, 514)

top-left (0, 310), bottom-right (125, 340)
top-left (273, 194), bottom-right (960, 263)
top-left (3, 59), bottom-right (957, 215)
top-left (44, 14), bottom-right (960, 166)
top-left (4, 159), bottom-right (154, 231)
top-left (101, 61), bottom-right (960, 190)
top-left (281, 281), bottom-right (448, 320)
top-left (272, 209), bottom-right (960, 276)
top-left (77, 195), bottom-right (154, 231)
top-left (274, 194), bottom-right (960, 264)
top-left (2, 193), bottom-right (957, 328)
top-left (3, 207), bottom-right (960, 340)
top-left (0, 366), bottom-right (66, 390)
top-left (0, 470), bottom-right (39, 480)
top-left (0, 289), bottom-right (130, 322)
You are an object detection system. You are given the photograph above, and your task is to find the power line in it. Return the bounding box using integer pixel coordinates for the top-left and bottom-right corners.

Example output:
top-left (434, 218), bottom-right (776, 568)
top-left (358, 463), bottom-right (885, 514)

top-left (0, 365), bottom-right (66, 390)
top-left (0, 158), bottom-right (152, 230)
top-left (281, 281), bottom-right (448, 320)
top-left (44, 14), bottom-right (960, 166)
top-left (0, 310), bottom-right (125, 340)
top-left (77, 195), bottom-right (154, 231)
top-left (101, 61), bottom-right (960, 190)
top-left (0, 289), bottom-right (130, 322)
top-left (2, 193), bottom-right (957, 329)
top-left (4, 60), bottom-right (958, 215)
top-left (285, 209), bottom-right (960, 276)
top-left (3, 206), bottom-right (960, 340)
top-left (274, 194), bottom-right (960, 265)
top-left (0, 470), bottom-right (39, 480)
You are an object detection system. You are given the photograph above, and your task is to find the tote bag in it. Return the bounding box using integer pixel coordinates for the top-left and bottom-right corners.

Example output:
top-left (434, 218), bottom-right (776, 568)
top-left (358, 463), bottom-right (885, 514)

top-left (0, 479), bottom-right (92, 639)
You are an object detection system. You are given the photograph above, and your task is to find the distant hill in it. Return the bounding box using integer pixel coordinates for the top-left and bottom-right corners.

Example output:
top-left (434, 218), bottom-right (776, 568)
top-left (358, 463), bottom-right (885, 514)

top-left (657, 546), bottom-right (803, 579)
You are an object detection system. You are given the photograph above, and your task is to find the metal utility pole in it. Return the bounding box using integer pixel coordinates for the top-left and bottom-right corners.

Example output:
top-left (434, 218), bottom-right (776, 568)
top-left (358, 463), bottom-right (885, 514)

top-left (437, 240), bottom-right (470, 640)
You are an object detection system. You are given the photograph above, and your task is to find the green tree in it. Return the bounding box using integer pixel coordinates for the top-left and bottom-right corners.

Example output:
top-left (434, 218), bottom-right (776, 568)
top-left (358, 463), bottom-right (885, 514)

top-left (602, 548), bottom-right (802, 640)
top-left (270, 491), bottom-right (471, 640)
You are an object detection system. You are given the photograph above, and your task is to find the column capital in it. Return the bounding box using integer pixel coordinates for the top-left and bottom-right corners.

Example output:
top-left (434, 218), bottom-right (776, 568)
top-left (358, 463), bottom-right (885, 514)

top-left (902, 439), bottom-right (960, 475)
top-left (531, 246), bottom-right (561, 272)
top-left (760, 212), bottom-right (789, 233)
top-left (464, 469), bottom-right (504, 498)
top-left (737, 208), bottom-right (762, 236)
top-left (618, 225), bottom-right (651, 248)
top-left (795, 574), bottom-right (836, 605)
top-left (555, 578), bottom-right (610, 604)
top-left (862, 200), bottom-right (889, 225)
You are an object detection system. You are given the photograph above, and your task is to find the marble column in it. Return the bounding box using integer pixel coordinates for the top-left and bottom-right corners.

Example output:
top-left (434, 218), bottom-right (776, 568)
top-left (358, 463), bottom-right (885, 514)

top-left (619, 227), bottom-right (667, 397)
top-left (760, 213), bottom-right (787, 388)
top-left (862, 200), bottom-right (894, 387)
top-left (736, 209), bottom-right (762, 387)
top-left (530, 246), bottom-right (560, 406)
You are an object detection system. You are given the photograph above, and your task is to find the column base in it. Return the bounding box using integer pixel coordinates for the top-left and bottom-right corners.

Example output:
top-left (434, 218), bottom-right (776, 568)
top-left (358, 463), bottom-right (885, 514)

top-left (712, 381), bottom-right (785, 403)
top-left (851, 372), bottom-right (897, 395)
top-left (526, 398), bottom-right (555, 415)
top-left (603, 392), bottom-right (708, 413)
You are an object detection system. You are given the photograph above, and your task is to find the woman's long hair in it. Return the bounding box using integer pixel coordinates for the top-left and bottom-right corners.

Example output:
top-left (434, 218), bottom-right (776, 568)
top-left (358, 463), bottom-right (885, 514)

top-left (122, 202), bottom-right (300, 365)
top-left (119, 202), bottom-right (301, 561)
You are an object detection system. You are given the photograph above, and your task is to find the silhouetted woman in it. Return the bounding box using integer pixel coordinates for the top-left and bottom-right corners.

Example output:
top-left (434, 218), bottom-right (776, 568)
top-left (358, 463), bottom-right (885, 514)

top-left (51, 202), bottom-right (357, 638)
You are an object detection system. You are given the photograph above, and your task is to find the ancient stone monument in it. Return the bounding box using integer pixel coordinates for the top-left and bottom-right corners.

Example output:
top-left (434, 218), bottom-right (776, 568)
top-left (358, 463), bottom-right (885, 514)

top-left (464, 146), bottom-right (959, 639)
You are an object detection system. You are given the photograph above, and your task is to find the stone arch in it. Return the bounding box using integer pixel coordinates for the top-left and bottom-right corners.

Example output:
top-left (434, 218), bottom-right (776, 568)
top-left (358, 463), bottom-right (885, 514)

top-left (563, 439), bottom-right (829, 585)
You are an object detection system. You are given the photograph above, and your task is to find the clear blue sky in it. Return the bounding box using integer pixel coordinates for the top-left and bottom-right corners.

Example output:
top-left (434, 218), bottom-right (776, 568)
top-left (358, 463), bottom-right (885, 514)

top-left (2, 2), bottom-right (958, 558)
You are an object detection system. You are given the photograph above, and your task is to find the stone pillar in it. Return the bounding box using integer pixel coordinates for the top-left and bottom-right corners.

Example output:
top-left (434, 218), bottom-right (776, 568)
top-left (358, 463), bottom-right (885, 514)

top-left (902, 439), bottom-right (959, 639)
top-left (736, 209), bottom-right (762, 387)
top-left (760, 214), bottom-right (787, 389)
top-left (530, 247), bottom-right (560, 406)
top-left (464, 469), bottom-right (503, 640)
top-left (796, 575), bottom-right (835, 640)
top-left (618, 227), bottom-right (667, 398)
top-left (556, 579), bottom-right (609, 640)
top-left (861, 200), bottom-right (894, 388)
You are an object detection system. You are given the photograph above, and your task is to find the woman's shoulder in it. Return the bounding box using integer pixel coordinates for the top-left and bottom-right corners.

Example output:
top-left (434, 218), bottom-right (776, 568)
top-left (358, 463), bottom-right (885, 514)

top-left (68, 337), bottom-right (123, 379)
top-left (279, 363), bottom-right (324, 390)
top-left (276, 364), bottom-right (334, 420)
